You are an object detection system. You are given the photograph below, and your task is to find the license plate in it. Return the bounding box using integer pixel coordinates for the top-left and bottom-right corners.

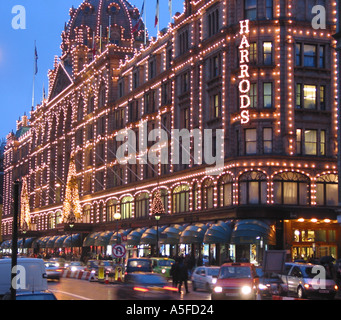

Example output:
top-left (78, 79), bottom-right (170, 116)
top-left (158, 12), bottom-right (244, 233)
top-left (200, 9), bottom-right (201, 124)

top-left (225, 293), bottom-right (238, 297)
top-left (319, 290), bottom-right (329, 294)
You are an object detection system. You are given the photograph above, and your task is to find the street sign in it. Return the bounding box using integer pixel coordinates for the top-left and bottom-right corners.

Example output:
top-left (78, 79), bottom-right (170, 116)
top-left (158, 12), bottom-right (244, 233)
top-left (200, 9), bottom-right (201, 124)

top-left (112, 244), bottom-right (126, 258)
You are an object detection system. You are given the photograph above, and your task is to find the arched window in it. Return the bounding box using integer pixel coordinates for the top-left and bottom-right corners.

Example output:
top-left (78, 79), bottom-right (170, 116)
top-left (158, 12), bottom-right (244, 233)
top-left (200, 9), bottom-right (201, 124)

top-left (106, 199), bottom-right (118, 222)
top-left (316, 174), bottom-right (338, 206)
top-left (83, 205), bottom-right (91, 223)
top-left (202, 179), bottom-right (214, 209)
top-left (172, 184), bottom-right (190, 214)
top-left (49, 212), bottom-right (56, 229)
top-left (87, 95), bottom-right (95, 114)
top-left (273, 172), bottom-right (310, 205)
top-left (56, 210), bottom-right (63, 225)
top-left (135, 192), bottom-right (150, 219)
top-left (120, 196), bottom-right (133, 219)
top-left (218, 174), bottom-right (233, 207)
top-left (98, 84), bottom-right (106, 109)
top-left (239, 171), bottom-right (267, 205)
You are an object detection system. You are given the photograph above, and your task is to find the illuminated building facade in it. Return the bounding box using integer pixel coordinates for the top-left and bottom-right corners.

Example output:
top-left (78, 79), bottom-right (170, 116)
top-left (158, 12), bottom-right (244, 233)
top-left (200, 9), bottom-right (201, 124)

top-left (1, 0), bottom-right (340, 264)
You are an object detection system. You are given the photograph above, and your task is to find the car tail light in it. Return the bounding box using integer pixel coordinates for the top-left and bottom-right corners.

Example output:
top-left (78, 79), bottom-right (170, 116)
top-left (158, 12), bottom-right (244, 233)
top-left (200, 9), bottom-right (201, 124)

top-left (133, 287), bottom-right (149, 293)
top-left (57, 269), bottom-right (63, 273)
top-left (163, 286), bottom-right (178, 292)
top-left (334, 285), bottom-right (338, 291)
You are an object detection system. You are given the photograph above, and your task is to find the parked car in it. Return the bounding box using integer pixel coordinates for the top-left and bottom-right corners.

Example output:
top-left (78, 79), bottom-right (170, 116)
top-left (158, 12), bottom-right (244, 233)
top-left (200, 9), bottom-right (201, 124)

top-left (278, 263), bottom-right (339, 299)
top-left (2, 290), bottom-right (57, 300)
top-left (211, 262), bottom-right (259, 300)
top-left (125, 258), bottom-right (152, 274)
top-left (47, 257), bottom-right (66, 268)
top-left (255, 267), bottom-right (288, 299)
top-left (85, 260), bottom-right (100, 274)
top-left (0, 258), bottom-right (48, 299)
top-left (117, 272), bottom-right (177, 300)
top-left (192, 266), bottom-right (220, 292)
top-left (44, 262), bottom-right (63, 281)
top-left (150, 257), bottom-right (175, 278)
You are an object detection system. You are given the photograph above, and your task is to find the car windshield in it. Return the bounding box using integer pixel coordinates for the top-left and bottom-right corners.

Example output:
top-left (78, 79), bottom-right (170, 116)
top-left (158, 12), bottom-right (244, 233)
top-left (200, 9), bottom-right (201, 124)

top-left (158, 260), bottom-right (174, 267)
top-left (45, 263), bottom-right (57, 268)
top-left (128, 260), bottom-right (150, 268)
top-left (207, 268), bottom-right (220, 276)
top-left (132, 274), bottom-right (167, 285)
top-left (304, 266), bottom-right (333, 279)
top-left (219, 266), bottom-right (252, 279)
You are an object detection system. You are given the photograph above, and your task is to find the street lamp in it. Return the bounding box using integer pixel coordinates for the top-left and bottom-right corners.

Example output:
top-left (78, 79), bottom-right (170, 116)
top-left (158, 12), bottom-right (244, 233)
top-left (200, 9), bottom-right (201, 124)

top-left (155, 213), bottom-right (161, 257)
top-left (114, 212), bottom-right (121, 245)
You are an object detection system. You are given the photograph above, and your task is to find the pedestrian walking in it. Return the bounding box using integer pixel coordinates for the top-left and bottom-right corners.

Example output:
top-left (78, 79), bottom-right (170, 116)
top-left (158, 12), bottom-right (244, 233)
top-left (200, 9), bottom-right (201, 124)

top-left (170, 258), bottom-right (179, 288)
top-left (177, 258), bottom-right (190, 294)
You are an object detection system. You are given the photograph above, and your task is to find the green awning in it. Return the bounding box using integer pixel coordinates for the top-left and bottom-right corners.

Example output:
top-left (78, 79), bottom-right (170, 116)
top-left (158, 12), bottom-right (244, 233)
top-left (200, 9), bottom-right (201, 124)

top-left (160, 224), bottom-right (186, 244)
top-left (62, 234), bottom-right (81, 248)
top-left (94, 231), bottom-right (113, 246)
top-left (83, 232), bottom-right (101, 247)
top-left (204, 221), bottom-right (233, 244)
top-left (180, 223), bottom-right (209, 244)
top-left (231, 220), bottom-right (276, 245)
top-left (126, 228), bottom-right (147, 246)
top-left (54, 235), bottom-right (68, 248)
top-left (140, 226), bottom-right (167, 245)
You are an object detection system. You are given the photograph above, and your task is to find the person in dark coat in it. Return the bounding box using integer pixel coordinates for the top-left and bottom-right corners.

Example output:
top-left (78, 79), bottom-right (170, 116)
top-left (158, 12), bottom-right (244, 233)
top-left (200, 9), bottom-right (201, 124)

top-left (170, 258), bottom-right (179, 288)
top-left (177, 258), bottom-right (190, 294)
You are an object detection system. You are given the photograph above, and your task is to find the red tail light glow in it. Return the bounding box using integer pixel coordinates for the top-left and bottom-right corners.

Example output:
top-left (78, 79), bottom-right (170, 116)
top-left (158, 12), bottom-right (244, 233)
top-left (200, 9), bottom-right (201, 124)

top-left (163, 286), bottom-right (178, 292)
top-left (133, 287), bottom-right (149, 293)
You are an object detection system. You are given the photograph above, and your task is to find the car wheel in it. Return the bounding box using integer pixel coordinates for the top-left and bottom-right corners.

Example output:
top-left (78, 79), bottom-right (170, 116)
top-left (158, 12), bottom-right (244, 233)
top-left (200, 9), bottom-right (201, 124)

top-left (297, 286), bottom-right (305, 299)
top-left (192, 281), bottom-right (197, 291)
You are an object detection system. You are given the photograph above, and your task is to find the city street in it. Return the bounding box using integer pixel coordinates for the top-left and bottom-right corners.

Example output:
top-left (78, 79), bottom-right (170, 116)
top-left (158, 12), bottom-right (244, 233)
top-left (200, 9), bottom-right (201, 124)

top-left (48, 278), bottom-right (211, 301)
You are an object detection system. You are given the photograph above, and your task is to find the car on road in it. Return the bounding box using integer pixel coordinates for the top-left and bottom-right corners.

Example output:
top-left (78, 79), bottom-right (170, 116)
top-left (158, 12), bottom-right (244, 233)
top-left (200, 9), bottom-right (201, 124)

top-left (125, 258), bottom-right (153, 274)
top-left (117, 272), bottom-right (177, 300)
top-left (278, 262), bottom-right (339, 299)
top-left (2, 290), bottom-right (57, 300)
top-left (192, 266), bottom-right (220, 292)
top-left (255, 267), bottom-right (288, 299)
top-left (85, 259), bottom-right (100, 274)
top-left (150, 257), bottom-right (175, 278)
top-left (67, 261), bottom-right (86, 272)
top-left (44, 262), bottom-right (63, 281)
top-left (212, 262), bottom-right (259, 300)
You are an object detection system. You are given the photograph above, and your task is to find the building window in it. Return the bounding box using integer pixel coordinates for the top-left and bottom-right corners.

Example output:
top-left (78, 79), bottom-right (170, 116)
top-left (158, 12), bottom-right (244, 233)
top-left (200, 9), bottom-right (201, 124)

top-left (172, 184), bottom-right (190, 214)
top-left (296, 129), bottom-right (326, 156)
top-left (249, 43), bottom-right (257, 65)
top-left (208, 8), bottom-right (219, 37)
top-left (263, 42), bottom-right (273, 65)
top-left (249, 83), bottom-right (257, 108)
top-left (245, 129), bottom-right (257, 155)
top-left (239, 171), bottom-right (267, 205)
top-left (180, 72), bottom-right (190, 94)
top-left (87, 95), bottom-right (95, 114)
top-left (265, 0), bottom-right (273, 19)
top-left (263, 128), bottom-right (273, 154)
top-left (319, 46), bottom-right (325, 68)
top-left (179, 29), bottom-right (189, 55)
top-left (218, 174), bottom-right (233, 207)
top-left (316, 174), bottom-right (338, 206)
top-left (210, 55), bottom-right (220, 79)
top-left (106, 199), bottom-right (118, 222)
top-left (182, 107), bottom-right (190, 129)
top-left (304, 44), bottom-right (317, 67)
top-left (245, 0), bottom-right (257, 20)
top-left (304, 129), bottom-right (317, 155)
top-left (202, 179), bottom-right (214, 210)
top-left (120, 196), bottom-right (133, 219)
top-left (273, 172), bottom-right (310, 205)
top-left (320, 85), bottom-right (326, 110)
top-left (211, 93), bottom-right (221, 119)
top-left (149, 59), bottom-right (156, 80)
top-left (83, 205), bottom-right (91, 223)
top-left (263, 83), bottom-right (273, 108)
top-left (135, 192), bottom-right (149, 219)
top-left (296, 43), bottom-right (302, 66)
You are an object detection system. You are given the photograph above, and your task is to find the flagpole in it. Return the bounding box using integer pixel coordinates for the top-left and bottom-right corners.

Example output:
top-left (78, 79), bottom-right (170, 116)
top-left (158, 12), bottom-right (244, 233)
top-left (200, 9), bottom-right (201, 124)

top-left (144, 1), bottom-right (147, 46)
top-left (32, 41), bottom-right (36, 108)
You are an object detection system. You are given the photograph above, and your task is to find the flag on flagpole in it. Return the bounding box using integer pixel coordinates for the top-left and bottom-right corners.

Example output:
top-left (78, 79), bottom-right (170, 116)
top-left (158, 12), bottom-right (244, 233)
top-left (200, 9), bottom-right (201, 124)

top-left (155, 0), bottom-right (159, 30)
top-left (34, 43), bottom-right (38, 75)
top-left (132, 0), bottom-right (145, 33)
top-left (169, 0), bottom-right (172, 20)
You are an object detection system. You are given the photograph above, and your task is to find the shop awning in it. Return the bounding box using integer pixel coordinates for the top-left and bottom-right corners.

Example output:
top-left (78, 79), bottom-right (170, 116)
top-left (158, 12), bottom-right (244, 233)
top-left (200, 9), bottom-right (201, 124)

top-left (83, 232), bottom-right (101, 247)
top-left (109, 229), bottom-right (131, 245)
top-left (204, 221), bottom-right (233, 244)
top-left (53, 235), bottom-right (68, 248)
top-left (0, 240), bottom-right (11, 249)
top-left (140, 226), bottom-right (167, 245)
top-left (36, 236), bottom-right (50, 249)
top-left (94, 231), bottom-right (113, 246)
top-left (180, 223), bottom-right (209, 244)
top-left (126, 228), bottom-right (147, 246)
top-left (160, 224), bottom-right (186, 244)
top-left (22, 237), bottom-right (35, 249)
top-left (62, 234), bottom-right (82, 248)
top-left (46, 236), bottom-right (60, 248)
top-left (231, 219), bottom-right (276, 245)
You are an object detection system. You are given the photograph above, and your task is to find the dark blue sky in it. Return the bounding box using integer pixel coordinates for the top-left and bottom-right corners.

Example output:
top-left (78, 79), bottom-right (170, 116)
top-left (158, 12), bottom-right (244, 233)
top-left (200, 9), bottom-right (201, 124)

top-left (0, 0), bottom-right (184, 140)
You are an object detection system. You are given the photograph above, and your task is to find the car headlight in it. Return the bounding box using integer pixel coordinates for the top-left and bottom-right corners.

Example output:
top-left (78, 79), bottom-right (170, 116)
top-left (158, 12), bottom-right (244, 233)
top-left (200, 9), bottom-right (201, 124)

top-left (71, 266), bottom-right (77, 272)
top-left (162, 269), bottom-right (166, 274)
top-left (259, 284), bottom-right (268, 290)
top-left (241, 286), bottom-right (252, 295)
top-left (214, 286), bottom-right (223, 293)
top-left (212, 278), bottom-right (217, 284)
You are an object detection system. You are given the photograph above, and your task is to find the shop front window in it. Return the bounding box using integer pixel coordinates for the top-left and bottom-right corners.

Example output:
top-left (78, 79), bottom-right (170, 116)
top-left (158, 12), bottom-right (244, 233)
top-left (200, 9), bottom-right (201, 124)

top-left (239, 171), bottom-right (267, 205)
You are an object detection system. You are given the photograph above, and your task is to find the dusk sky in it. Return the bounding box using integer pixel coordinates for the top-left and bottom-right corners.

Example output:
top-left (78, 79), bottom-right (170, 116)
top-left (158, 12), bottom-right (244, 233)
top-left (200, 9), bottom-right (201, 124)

top-left (0, 0), bottom-right (184, 140)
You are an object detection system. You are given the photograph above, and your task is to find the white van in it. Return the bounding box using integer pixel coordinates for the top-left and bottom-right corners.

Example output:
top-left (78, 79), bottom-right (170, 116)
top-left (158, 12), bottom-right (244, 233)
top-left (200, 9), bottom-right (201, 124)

top-left (0, 258), bottom-right (48, 297)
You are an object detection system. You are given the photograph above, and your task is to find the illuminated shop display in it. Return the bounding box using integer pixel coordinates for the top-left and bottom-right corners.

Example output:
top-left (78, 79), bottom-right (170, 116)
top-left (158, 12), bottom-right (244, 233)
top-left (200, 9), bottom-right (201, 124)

top-left (1, 0), bottom-right (340, 262)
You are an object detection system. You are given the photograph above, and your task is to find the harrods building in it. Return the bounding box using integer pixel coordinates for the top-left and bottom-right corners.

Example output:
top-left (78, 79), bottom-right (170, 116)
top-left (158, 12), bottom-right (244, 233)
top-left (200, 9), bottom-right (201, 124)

top-left (1, 0), bottom-right (341, 265)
